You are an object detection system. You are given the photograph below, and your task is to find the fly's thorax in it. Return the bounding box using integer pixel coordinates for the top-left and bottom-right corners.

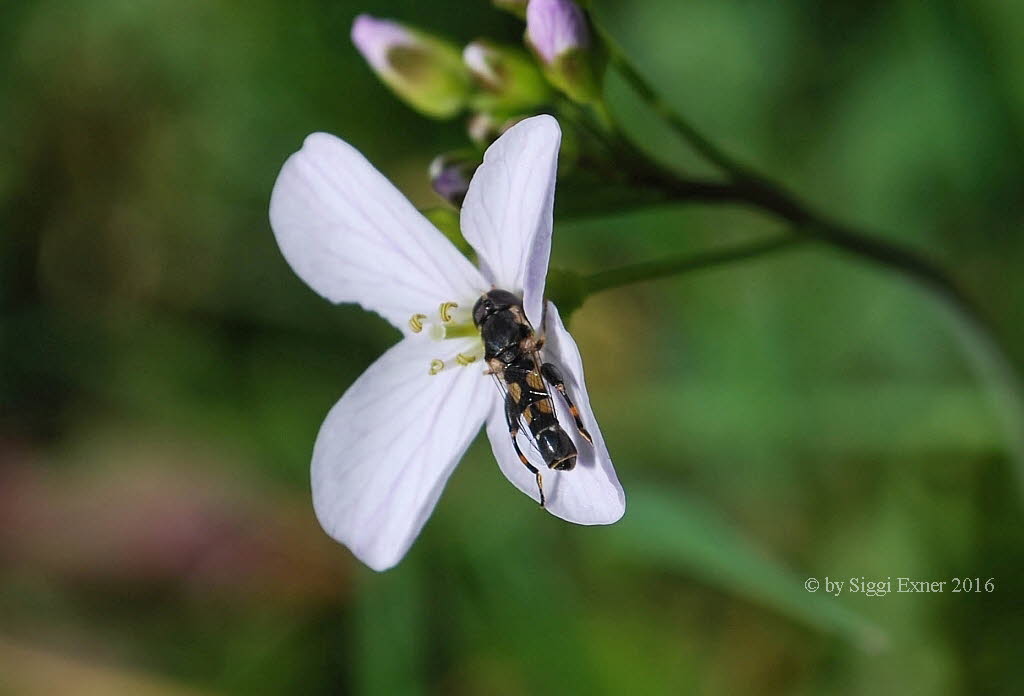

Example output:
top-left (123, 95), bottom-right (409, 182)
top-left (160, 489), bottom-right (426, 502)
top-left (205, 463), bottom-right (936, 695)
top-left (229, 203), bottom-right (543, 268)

top-left (480, 309), bottom-right (532, 363)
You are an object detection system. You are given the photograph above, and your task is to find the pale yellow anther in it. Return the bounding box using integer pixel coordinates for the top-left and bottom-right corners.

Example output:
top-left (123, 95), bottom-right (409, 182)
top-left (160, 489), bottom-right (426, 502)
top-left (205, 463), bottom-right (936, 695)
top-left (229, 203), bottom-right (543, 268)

top-left (455, 353), bottom-right (477, 366)
top-left (439, 301), bottom-right (459, 324)
top-left (429, 359), bottom-right (444, 375)
top-left (409, 313), bottom-right (427, 333)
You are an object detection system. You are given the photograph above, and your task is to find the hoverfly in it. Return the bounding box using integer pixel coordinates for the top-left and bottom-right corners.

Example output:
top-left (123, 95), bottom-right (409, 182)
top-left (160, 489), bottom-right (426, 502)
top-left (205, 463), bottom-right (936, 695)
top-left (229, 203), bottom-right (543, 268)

top-left (472, 289), bottom-right (592, 506)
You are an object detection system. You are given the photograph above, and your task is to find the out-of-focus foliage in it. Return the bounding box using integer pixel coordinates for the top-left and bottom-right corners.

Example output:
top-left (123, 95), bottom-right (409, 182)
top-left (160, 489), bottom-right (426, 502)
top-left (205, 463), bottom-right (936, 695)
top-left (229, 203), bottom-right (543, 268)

top-left (2, 0), bottom-right (1022, 694)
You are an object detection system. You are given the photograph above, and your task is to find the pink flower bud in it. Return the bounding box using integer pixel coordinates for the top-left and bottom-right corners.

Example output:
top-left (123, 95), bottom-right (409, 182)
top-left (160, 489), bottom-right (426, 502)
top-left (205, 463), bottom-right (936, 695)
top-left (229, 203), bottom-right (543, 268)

top-left (351, 14), bottom-right (471, 118)
top-left (525, 0), bottom-right (589, 65)
top-left (429, 152), bottom-right (478, 207)
top-left (351, 15), bottom-right (414, 73)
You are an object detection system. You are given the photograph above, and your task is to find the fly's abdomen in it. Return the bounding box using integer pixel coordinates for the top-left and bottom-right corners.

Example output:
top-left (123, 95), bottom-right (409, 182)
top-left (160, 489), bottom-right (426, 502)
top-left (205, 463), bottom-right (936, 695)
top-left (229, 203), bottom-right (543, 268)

top-left (505, 357), bottom-right (578, 470)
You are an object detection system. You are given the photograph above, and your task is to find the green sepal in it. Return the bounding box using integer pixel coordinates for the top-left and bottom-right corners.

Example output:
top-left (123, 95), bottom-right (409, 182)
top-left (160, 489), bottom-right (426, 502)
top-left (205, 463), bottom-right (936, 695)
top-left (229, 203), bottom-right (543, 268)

top-left (467, 42), bottom-right (552, 118)
top-left (541, 46), bottom-right (603, 105)
top-left (381, 34), bottom-right (472, 119)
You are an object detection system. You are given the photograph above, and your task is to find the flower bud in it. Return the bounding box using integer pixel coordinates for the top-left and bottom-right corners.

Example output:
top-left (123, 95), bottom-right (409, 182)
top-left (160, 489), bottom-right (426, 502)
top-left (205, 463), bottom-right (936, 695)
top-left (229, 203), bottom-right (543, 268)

top-left (466, 113), bottom-right (526, 147)
top-left (429, 151), bottom-right (480, 207)
top-left (351, 15), bottom-right (472, 119)
top-left (493, 0), bottom-right (528, 18)
top-left (525, 0), bottom-right (601, 104)
top-left (464, 40), bottom-right (551, 116)
top-left (467, 112), bottom-right (500, 145)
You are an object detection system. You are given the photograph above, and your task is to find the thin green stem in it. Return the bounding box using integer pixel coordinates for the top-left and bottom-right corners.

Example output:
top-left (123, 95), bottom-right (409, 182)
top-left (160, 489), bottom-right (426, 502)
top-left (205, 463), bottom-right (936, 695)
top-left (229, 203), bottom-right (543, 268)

top-left (588, 99), bottom-right (616, 135)
top-left (605, 49), bottom-right (1024, 489)
top-left (583, 235), bottom-right (803, 296)
top-left (608, 53), bottom-right (750, 179)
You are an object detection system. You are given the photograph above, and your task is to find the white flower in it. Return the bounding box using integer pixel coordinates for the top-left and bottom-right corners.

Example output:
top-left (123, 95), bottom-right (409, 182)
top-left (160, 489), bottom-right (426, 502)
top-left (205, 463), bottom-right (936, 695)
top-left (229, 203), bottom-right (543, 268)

top-left (269, 115), bottom-right (624, 571)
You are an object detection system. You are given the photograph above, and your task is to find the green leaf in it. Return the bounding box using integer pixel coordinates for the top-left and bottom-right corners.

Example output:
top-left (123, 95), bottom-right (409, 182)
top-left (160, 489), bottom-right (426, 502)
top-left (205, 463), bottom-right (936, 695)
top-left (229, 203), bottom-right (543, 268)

top-left (601, 484), bottom-right (886, 651)
top-left (354, 564), bottom-right (426, 696)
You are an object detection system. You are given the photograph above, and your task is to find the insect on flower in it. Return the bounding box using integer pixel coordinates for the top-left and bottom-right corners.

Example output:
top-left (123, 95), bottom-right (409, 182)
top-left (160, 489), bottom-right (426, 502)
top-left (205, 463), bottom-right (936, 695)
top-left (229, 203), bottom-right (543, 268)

top-left (474, 288), bottom-right (593, 507)
top-left (269, 115), bottom-right (624, 571)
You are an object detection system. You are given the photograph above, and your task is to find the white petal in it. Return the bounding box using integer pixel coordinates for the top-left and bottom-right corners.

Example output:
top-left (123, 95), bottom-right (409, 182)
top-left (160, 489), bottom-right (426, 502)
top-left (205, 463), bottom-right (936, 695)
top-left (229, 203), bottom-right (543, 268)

top-left (270, 132), bottom-right (486, 331)
top-left (312, 335), bottom-right (491, 571)
top-left (485, 302), bottom-right (625, 524)
top-left (460, 115), bottom-right (560, 327)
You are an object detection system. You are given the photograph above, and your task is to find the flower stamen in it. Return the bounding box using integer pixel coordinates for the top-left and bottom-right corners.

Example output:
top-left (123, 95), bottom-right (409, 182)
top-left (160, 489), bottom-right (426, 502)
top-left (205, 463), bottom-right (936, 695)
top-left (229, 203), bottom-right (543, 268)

top-left (439, 301), bottom-right (459, 323)
top-left (428, 345), bottom-right (484, 375)
top-left (409, 313), bottom-right (427, 333)
top-left (419, 302), bottom-right (484, 375)
top-left (411, 302), bottom-right (477, 340)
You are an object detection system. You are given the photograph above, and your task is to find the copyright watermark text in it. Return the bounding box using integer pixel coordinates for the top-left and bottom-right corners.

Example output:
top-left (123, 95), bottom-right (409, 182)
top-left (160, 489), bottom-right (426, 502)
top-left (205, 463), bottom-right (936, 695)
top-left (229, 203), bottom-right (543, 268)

top-left (804, 576), bottom-right (995, 597)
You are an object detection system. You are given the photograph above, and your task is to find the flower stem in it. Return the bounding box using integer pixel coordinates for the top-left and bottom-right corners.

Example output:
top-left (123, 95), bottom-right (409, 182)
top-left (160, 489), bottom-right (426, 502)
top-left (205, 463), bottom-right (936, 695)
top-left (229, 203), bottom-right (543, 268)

top-left (610, 53), bottom-right (750, 179)
top-left (583, 235), bottom-right (802, 296)
top-left (606, 50), bottom-right (1024, 489)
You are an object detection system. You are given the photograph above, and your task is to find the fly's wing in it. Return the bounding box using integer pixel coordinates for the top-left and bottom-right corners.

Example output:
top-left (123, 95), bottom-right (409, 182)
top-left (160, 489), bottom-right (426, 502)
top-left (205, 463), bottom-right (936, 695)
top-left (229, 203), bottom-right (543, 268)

top-left (482, 308), bottom-right (549, 461)
top-left (487, 370), bottom-right (546, 462)
top-left (484, 303), bottom-right (624, 523)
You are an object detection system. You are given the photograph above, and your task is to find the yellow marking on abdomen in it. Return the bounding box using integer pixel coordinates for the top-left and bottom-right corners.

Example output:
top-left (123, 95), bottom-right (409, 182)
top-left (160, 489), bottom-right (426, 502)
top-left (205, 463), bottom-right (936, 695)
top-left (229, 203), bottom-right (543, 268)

top-left (526, 371), bottom-right (544, 390)
top-left (508, 382), bottom-right (523, 402)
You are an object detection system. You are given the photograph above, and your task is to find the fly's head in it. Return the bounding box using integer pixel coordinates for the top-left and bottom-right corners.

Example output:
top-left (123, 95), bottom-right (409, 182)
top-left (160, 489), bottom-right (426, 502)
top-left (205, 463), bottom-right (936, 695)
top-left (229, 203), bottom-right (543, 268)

top-left (472, 289), bottom-right (522, 327)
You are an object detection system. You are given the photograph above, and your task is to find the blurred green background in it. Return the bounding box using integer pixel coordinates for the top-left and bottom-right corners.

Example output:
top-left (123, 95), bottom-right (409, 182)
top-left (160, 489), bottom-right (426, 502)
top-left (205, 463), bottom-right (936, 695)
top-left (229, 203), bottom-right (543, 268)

top-left (2, 0), bottom-right (1023, 694)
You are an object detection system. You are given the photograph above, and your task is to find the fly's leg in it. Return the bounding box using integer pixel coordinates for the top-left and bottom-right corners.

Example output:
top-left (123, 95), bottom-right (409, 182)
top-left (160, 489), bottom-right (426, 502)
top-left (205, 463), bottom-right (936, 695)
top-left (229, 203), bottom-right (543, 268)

top-left (541, 362), bottom-right (593, 444)
top-left (505, 392), bottom-right (545, 507)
